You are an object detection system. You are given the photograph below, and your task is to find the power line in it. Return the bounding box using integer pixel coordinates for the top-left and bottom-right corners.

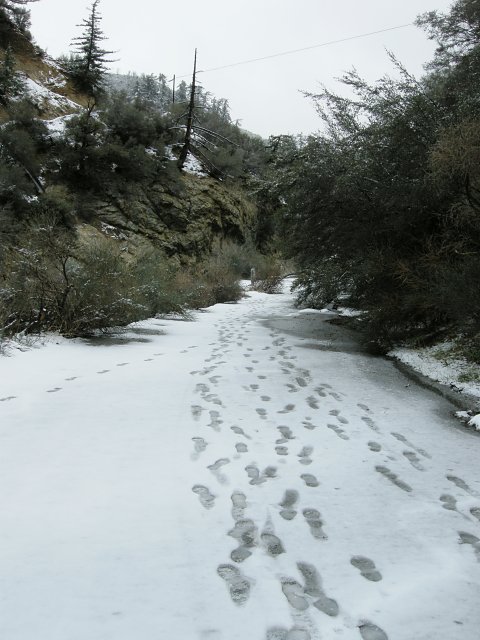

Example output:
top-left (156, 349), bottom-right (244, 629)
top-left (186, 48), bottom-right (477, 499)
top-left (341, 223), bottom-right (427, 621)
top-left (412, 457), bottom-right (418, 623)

top-left (177, 23), bottom-right (414, 78)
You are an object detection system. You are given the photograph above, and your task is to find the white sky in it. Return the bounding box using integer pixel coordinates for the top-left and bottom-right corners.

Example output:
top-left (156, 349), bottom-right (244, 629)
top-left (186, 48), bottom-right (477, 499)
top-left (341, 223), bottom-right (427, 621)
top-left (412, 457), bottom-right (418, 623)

top-left (29, 0), bottom-right (454, 137)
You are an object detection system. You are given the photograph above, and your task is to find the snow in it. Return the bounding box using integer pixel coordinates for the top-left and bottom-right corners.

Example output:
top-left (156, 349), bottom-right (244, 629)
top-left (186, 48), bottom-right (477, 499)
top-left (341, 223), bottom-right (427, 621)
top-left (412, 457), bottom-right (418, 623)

top-left (44, 114), bottom-right (76, 138)
top-left (164, 146), bottom-right (207, 176)
top-left (1, 288), bottom-right (480, 639)
top-left (468, 414), bottom-right (480, 431)
top-left (164, 144), bottom-right (177, 161)
top-left (184, 151), bottom-right (208, 176)
top-left (390, 342), bottom-right (480, 402)
top-left (23, 76), bottom-right (80, 114)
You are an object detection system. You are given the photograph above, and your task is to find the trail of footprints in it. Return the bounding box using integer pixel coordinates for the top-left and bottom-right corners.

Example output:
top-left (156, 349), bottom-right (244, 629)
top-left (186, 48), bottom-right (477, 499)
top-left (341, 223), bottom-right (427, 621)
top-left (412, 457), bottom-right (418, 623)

top-left (188, 317), bottom-right (480, 639)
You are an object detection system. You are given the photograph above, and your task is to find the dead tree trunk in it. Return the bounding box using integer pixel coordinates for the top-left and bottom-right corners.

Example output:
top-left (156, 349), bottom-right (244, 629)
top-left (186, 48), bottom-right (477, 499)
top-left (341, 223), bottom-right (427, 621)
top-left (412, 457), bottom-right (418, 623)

top-left (177, 49), bottom-right (197, 170)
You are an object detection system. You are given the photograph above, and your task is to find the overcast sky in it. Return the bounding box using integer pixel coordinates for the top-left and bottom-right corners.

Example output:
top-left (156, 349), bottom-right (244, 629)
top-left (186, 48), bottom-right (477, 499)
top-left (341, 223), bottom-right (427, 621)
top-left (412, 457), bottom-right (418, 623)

top-left (29, 0), bottom-right (453, 137)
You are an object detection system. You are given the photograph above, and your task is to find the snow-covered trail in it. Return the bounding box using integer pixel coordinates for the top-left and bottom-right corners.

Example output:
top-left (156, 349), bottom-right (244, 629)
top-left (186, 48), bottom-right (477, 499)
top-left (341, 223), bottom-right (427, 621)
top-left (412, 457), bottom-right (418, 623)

top-left (1, 286), bottom-right (480, 640)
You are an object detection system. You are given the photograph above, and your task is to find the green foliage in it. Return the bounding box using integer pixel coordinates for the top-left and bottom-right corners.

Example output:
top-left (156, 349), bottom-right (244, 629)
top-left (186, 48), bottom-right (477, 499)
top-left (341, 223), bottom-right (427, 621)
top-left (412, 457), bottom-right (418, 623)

top-left (270, 0), bottom-right (480, 351)
top-left (54, 104), bottom-right (161, 195)
top-left (0, 1), bottom-right (37, 40)
top-left (102, 91), bottom-right (166, 148)
top-left (0, 44), bottom-right (22, 104)
top-left (0, 220), bottom-right (192, 337)
top-left (69, 0), bottom-right (114, 98)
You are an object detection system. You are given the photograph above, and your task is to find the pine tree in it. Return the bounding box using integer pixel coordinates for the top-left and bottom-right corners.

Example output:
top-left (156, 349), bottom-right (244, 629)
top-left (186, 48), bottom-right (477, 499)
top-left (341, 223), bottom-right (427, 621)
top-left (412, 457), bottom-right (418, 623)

top-left (134, 74), bottom-right (160, 108)
top-left (0, 1), bottom-right (37, 25)
top-left (70, 0), bottom-right (114, 99)
top-left (0, 44), bottom-right (22, 104)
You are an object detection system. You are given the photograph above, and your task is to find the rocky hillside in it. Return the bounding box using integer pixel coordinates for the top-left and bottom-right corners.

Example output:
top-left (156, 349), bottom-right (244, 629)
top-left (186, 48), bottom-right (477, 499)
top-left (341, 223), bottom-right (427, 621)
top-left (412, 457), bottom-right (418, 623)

top-left (0, 25), bottom-right (85, 120)
top-left (0, 22), bottom-right (258, 259)
top-left (90, 171), bottom-right (257, 258)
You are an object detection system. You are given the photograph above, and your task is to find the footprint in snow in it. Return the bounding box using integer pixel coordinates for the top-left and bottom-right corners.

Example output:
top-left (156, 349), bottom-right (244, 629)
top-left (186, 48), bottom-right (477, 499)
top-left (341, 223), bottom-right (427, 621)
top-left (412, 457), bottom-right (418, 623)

top-left (97, 369), bottom-right (109, 374)
top-left (403, 450), bottom-right (425, 471)
top-left (329, 409), bottom-right (349, 424)
top-left (391, 432), bottom-right (431, 459)
top-left (301, 473), bottom-right (319, 488)
top-left (471, 507), bottom-right (480, 521)
top-left (208, 410), bottom-right (223, 431)
top-left (327, 423), bottom-right (349, 440)
top-left (231, 425), bottom-right (251, 440)
top-left (217, 564), bottom-right (251, 605)
top-left (245, 464), bottom-right (277, 485)
top-left (362, 416), bottom-right (379, 432)
top-left (277, 426), bottom-right (295, 441)
top-left (328, 391), bottom-right (342, 401)
top-left (46, 387), bottom-right (62, 393)
top-left (359, 622), bottom-right (389, 640)
top-left (266, 627), bottom-right (311, 640)
top-left (297, 562), bottom-right (339, 617)
top-left (191, 405), bottom-right (204, 420)
top-left (375, 466), bottom-right (412, 493)
top-left (351, 556), bottom-right (382, 582)
top-left (440, 494), bottom-right (457, 511)
top-left (229, 516), bottom-right (257, 563)
top-left (279, 489), bottom-right (299, 520)
top-left (280, 578), bottom-right (309, 611)
top-left (208, 458), bottom-right (230, 484)
top-left (447, 475), bottom-right (479, 497)
top-left (358, 403), bottom-right (371, 412)
top-left (459, 531), bottom-right (480, 560)
top-left (261, 532), bottom-right (285, 557)
top-left (297, 446), bottom-right (313, 465)
top-left (191, 437), bottom-right (207, 459)
top-left (192, 485), bottom-right (215, 509)
top-left (303, 508), bottom-right (327, 540)
top-left (278, 404), bottom-right (295, 414)
top-left (0, 396), bottom-right (17, 402)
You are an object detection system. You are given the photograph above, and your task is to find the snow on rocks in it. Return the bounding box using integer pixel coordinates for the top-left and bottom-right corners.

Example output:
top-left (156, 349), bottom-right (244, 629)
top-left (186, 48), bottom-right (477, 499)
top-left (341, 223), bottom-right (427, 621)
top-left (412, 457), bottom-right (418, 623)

top-left (183, 151), bottom-right (208, 176)
top-left (44, 113), bottom-right (76, 138)
top-left (22, 76), bottom-right (81, 115)
top-left (468, 414), bottom-right (480, 431)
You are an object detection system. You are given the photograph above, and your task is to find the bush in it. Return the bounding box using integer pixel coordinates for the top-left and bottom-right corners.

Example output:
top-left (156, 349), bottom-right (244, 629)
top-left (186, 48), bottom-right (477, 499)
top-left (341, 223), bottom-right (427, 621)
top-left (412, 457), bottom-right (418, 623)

top-left (197, 249), bottom-right (243, 304)
top-left (0, 222), bottom-right (190, 337)
top-left (251, 254), bottom-right (285, 293)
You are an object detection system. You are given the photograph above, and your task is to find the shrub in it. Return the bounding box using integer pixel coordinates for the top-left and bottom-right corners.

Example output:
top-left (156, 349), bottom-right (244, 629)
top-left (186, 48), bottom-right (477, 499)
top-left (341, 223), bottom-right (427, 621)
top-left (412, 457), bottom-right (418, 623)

top-left (251, 254), bottom-right (284, 294)
top-left (197, 250), bottom-right (243, 304)
top-left (0, 221), bottom-right (191, 337)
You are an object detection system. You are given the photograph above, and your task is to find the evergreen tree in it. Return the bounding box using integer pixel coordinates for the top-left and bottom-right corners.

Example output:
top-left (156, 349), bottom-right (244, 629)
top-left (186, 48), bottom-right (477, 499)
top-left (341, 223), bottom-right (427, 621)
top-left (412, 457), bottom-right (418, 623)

top-left (0, 44), bottom-right (22, 104)
top-left (134, 74), bottom-right (160, 108)
top-left (175, 80), bottom-right (188, 103)
top-left (70, 0), bottom-right (114, 98)
top-left (0, 1), bottom-right (37, 30)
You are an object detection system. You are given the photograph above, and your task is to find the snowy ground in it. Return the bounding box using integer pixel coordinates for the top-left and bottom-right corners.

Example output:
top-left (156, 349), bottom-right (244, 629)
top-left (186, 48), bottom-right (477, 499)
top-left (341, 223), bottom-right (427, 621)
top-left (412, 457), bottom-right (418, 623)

top-left (391, 343), bottom-right (480, 402)
top-left (1, 285), bottom-right (480, 640)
